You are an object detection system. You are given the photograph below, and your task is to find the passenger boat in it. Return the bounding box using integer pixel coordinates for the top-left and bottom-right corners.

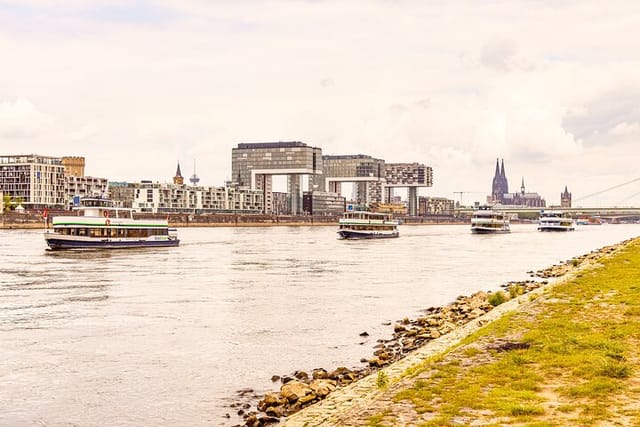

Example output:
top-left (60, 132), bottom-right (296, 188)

top-left (44, 197), bottom-right (179, 250)
top-left (337, 211), bottom-right (400, 239)
top-left (538, 210), bottom-right (575, 232)
top-left (470, 205), bottom-right (510, 234)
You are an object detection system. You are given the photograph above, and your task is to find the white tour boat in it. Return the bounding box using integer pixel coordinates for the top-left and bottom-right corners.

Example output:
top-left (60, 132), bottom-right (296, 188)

top-left (538, 210), bottom-right (575, 232)
top-left (470, 205), bottom-right (510, 234)
top-left (44, 197), bottom-right (179, 250)
top-left (337, 211), bottom-right (400, 239)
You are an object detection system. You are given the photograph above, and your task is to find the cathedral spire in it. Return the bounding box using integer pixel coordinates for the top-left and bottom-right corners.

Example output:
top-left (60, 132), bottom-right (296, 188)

top-left (521, 177), bottom-right (525, 195)
top-left (501, 159), bottom-right (508, 194)
top-left (492, 158), bottom-right (501, 201)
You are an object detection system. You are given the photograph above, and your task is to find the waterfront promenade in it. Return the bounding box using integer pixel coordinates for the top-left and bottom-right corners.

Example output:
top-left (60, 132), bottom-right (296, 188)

top-left (281, 237), bottom-right (640, 426)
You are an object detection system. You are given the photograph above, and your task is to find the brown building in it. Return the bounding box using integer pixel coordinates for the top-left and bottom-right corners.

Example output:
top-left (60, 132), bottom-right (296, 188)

top-left (61, 156), bottom-right (85, 177)
top-left (418, 196), bottom-right (456, 215)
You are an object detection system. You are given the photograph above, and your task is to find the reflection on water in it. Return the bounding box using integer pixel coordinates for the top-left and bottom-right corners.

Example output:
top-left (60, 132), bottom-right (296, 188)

top-left (0, 225), bottom-right (638, 426)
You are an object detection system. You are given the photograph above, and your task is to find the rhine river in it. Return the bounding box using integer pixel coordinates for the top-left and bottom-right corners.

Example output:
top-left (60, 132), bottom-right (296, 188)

top-left (1, 223), bottom-right (639, 426)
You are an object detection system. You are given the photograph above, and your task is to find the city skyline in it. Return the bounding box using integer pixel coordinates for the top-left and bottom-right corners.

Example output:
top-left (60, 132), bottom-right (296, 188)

top-left (1, 1), bottom-right (640, 206)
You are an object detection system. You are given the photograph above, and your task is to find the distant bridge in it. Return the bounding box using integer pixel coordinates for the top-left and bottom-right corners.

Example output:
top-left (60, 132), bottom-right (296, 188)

top-left (456, 206), bottom-right (640, 219)
top-left (455, 177), bottom-right (640, 220)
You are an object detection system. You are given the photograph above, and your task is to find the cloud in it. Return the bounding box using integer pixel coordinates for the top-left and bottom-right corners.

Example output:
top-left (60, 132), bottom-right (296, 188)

top-left (563, 88), bottom-right (640, 146)
top-left (0, 97), bottom-right (53, 138)
top-left (1, 0), bottom-right (640, 205)
top-left (609, 121), bottom-right (640, 136)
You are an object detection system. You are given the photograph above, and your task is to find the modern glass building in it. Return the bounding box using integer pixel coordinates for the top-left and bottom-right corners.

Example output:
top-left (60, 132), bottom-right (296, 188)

top-left (231, 141), bottom-right (324, 214)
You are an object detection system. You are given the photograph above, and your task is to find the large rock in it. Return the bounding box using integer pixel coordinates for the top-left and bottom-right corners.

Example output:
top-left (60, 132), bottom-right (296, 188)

top-left (265, 405), bottom-right (285, 418)
top-left (280, 380), bottom-right (313, 403)
top-left (312, 368), bottom-right (328, 379)
top-left (309, 379), bottom-right (337, 398)
top-left (257, 392), bottom-right (286, 411)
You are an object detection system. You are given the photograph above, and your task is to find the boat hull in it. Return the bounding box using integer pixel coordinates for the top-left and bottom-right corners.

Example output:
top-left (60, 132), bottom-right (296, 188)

top-left (538, 226), bottom-right (574, 232)
top-left (44, 234), bottom-right (179, 250)
top-left (337, 230), bottom-right (399, 239)
top-left (471, 227), bottom-right (510, 234)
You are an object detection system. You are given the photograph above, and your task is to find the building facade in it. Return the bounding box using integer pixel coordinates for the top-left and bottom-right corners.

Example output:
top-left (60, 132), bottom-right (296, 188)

top-left (312, 155), bottom-right (385, 205)
top-left (110, 181), bottom-right (264, 214)
top-left (0, 154), bottom-right (67, 209)
top-left (561, 186), bottom-right (572, 208)
top-left (312, 155), bottom-right (433, 216)
top-left (231, 141), bottom-right (323, 214)
top-left (302, 191), bottom-right (345, 215)
top-left (66, 176), bottom-right (109, 207)
top-left (384, 162), bottom-right (434, 215)
top-left (61, 156), bottom-right (86, 177)
top-left (418, 196), bottom-right (456, 215)
top-left (109, 182), bottom-right (136, 208)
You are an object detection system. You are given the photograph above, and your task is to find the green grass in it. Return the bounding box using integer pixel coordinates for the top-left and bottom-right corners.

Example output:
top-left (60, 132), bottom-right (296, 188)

top-left (376, 371), bottom-right (389, 389)
top-left (367, 409), bottom-right (394, 427)
top-left (488, 291), bottom-right (506, 307)
top-left (368, 239), bottom-right (640, 426)
top-left (509, 284), bottom-right (525, 298)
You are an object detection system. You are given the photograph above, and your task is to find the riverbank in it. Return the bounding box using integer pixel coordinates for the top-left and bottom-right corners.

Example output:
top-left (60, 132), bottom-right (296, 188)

top-left (0, 212), bottom-right (465, 229)
top-left (236, 237), bottom-right (640, 426)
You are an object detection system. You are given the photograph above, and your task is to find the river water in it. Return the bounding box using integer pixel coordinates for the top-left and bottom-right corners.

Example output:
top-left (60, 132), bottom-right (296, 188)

top-left (1, 223), bottom-right (639, 426)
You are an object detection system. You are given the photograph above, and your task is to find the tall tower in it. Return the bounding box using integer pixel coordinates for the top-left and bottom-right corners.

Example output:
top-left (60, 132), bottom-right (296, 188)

top-left (189, 160), bottom-right (200, 186)
top-left (520, 177), bottom-right (525, 196)
top-left (491, 159), bottom-right (501, 201)
top-left (561, 186), bottom-right (572, 208)
top-left (500, 159), bottom-right (509, 194)
top-left (491, 158), bottom-right (509, 203)
top-left (173, 162), bottom-right (184, 185)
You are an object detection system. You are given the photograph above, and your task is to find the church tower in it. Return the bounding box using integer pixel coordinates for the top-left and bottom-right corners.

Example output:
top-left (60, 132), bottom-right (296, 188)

top-left (520, 177), bottom-right (525, 196)
top-left (500, 159), bottom-right (509, 194)
top-left (561, 186), bottom-right (572, 208)
top-left (491, 158), bottom-right (510, 203)
top-left (491, 159), bottom-right (502, 202)
top-left (173, 162), bottom-right (184, 185)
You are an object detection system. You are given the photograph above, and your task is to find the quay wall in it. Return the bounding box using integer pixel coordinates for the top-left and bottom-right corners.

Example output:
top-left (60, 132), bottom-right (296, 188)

top-left (0, 212), bottom-right (466, 229)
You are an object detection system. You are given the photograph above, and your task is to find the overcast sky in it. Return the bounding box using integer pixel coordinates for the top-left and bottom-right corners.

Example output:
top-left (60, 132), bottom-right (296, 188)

top-left (1, 0), bottom-right (639, 206)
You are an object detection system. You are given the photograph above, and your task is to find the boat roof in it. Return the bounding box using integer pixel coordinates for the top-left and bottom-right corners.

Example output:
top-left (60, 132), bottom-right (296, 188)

top-left (344, 211), bottom-right (393, 217)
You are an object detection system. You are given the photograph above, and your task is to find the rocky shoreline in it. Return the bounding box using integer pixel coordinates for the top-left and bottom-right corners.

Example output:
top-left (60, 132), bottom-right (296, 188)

top-left (227, 241), bottom-right (628, 427)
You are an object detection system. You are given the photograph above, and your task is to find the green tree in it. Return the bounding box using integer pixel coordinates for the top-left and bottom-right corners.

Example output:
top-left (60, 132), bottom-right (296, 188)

top-left (2, 195), bottom-right (12, 212)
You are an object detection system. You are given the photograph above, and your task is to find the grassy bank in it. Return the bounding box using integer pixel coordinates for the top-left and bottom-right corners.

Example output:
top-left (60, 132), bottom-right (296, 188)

top-left (365, 238), bottom-right (640, 426)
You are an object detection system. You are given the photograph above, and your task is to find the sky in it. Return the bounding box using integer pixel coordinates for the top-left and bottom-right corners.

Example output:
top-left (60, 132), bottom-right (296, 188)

top-left (1, 0), bottom-right (640, 207)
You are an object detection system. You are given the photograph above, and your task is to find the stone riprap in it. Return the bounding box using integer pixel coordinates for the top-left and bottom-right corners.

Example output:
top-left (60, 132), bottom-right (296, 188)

top-left (230, 242), bottom-right (628, 426)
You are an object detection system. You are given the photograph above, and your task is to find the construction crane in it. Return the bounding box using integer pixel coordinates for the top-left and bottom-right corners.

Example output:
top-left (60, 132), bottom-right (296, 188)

top-left (453, 191), bottom-right (485, 206)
